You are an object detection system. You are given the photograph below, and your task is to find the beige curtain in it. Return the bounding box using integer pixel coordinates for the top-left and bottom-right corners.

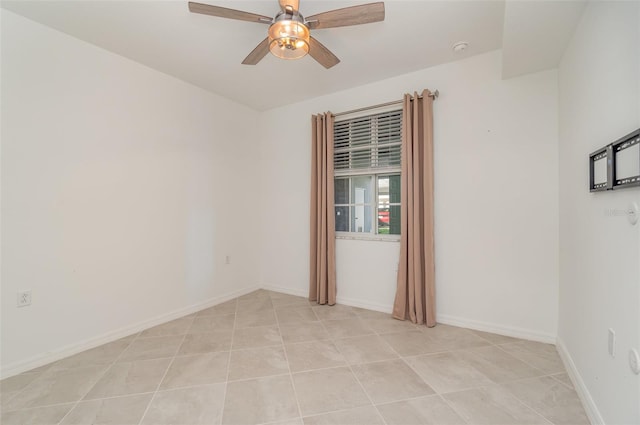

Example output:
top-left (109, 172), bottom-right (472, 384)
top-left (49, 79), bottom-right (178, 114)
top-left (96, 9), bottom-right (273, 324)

top-left (392, 91), bottom-right (436, 327)
top-left (309, 113), bottom-right (337, 305)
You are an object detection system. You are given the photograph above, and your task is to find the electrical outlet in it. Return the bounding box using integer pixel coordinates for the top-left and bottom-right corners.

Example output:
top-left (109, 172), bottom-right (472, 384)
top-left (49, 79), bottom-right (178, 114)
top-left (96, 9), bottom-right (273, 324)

top-left (17, 291), bottom-right (32, 307)
top-left (608, 328), bottom-right (616, 357)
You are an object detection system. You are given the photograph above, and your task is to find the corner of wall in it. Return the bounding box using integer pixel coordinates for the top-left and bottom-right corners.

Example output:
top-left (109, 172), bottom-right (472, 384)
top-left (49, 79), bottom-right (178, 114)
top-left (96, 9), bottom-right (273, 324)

top-left (556, 337), bottom-right (605, 425)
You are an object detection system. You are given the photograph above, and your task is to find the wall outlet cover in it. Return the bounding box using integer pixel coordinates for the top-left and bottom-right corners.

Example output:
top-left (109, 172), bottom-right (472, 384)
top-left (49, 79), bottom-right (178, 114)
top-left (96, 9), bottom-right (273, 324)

top-left (17, 291), bottom-right (32, 307)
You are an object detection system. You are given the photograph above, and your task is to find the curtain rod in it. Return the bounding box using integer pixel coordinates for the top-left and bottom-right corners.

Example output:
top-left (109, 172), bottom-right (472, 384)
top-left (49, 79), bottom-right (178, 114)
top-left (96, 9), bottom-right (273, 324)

top-left (334, 90), bottom-right (439, 117)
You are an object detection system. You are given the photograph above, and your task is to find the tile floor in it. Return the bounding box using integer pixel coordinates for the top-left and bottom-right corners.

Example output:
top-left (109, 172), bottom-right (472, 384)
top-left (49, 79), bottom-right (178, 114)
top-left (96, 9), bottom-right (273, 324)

top-left (0, 289), bottom-right (590, 425)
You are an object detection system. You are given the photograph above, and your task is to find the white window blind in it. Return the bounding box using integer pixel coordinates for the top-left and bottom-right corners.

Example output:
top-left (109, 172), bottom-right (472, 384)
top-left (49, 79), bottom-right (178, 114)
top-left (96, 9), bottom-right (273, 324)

top-left (334, 109), bottom-right (402, 176)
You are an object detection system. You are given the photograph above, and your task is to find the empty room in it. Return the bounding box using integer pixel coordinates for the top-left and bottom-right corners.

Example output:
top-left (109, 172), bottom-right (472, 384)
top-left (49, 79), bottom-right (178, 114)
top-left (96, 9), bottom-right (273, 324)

top-left (1, 0), bottom-right (639, 424)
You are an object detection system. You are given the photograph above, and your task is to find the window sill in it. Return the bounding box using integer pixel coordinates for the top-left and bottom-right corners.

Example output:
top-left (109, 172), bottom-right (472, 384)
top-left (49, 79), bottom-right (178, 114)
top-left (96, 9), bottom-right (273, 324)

top-left (336, 234), bottom-right (401, 242)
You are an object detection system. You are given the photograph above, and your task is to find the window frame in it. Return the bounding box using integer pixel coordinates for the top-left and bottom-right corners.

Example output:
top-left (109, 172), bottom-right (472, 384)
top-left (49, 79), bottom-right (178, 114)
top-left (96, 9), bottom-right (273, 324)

top-left (334, 173), bottom-right (401, 241)
top-left (333, 106), bottom-right (402, 242)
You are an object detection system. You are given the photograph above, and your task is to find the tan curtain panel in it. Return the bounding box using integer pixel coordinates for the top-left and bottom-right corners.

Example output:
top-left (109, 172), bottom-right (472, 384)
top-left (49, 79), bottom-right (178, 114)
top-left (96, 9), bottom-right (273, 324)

top-left (309, 113), bottom-right (337, 305)
top-left (392, 91), bottom-right (436, 327)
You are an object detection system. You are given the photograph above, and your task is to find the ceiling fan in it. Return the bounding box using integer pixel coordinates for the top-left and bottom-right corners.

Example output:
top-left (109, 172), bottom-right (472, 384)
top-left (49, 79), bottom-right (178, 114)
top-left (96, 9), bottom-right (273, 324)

top-left (188, 0), bottom-right (385, 69)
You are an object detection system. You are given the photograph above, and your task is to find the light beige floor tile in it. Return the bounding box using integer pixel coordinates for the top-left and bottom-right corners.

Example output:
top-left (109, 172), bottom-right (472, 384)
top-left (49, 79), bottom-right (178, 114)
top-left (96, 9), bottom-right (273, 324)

top-left (456, 346), bottom-right (544, 383)
top-left (228, 346), bottom-right (289, 381)
top-left (268, 419), bottom-right (304, 425)
top-left (276, 307), bottom-right (318, 324)
top-left (197, 299), bottom-right (237, 317)
top-left (377, 395), bottom-right (466, 425)
top-left (351, 308), bottom-right (392, 320)
top-left (52, 338), bottom-right (134, 371)
top-left (159, 352), bottom-right (229, 389)
top-left (422, 325), bottom-right (469, 338)
top-left (61, 394), bottom-right (152, 424)
top-left (352, 359), bottom-right (435, 403)
top-left (285, 340), bottom-right (346, 372)
top-left (3, 293), bottom-right (587, 425)
top-left (499, 341), bottom-right (565, 374)
top-left (238, 297), bottom-right (274, 313)
top-left (312, 305), bottom-right (356, 321)
top-left (5, 365), bottom-right (107, 410)
top-left (84, 358), bottom-right (171, 399)
top-left (421, 325), bottom-right (493, 352)
top-left (117, 336), bottom-right (183, 362)
top-left (0, 373), bottom-right (40, 394)
top-left (367, 317), bottom-right (418, 334)
top-left (223, 374), bottom-right (299, 425)
top-left (1, 404), bottom-right (73, 425)
top-left (303, 405), bottom-right (384, 425)
top-left (178, 331), bottom-right (232, 355)
top-left (292, 366), bottom-right (371, 416)
top-left (140, 316), bottom-right (194, 338)
top-left (142, 383), bottom-right (225, 425)
top-left (405, 352), bottom-right (494, 393)
top-left (443, 385), bottom-right (548, 424)
top-left (233, 326), bottom-right (282, 349)
top-left (276, 301), bottom-right (318, 311)
top-left (551, 373), bottom-right (573, 388)
top-left (189, 314), bottom-right (235, 333)
top-left (333, 335), bottom-right (399, 365)
top-left (322, 318), bottom-right (375, 339)
top-left (236, 309), bottom-right (277, 328)
top-left (469, 330), bottom-right (523, 345)
top-left (1, 391), bottom-right (21, 410)
top-left (238, 289), bottom-right (271, 301)
top-left (380, 331), bottom-right (435, 356)
top-left (502, 376), bottom-right (589, 425)
top-left (280, 322), bottom-right (330, 344)
top-left (271, 293), bottom-right (310, 309)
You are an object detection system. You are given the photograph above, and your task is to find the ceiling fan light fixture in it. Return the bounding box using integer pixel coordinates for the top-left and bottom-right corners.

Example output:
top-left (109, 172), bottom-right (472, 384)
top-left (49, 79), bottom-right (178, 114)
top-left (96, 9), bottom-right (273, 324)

top-left (188, 1), bottom-right (385, 68)
top-left (268, 19), bottom-right (310, 60)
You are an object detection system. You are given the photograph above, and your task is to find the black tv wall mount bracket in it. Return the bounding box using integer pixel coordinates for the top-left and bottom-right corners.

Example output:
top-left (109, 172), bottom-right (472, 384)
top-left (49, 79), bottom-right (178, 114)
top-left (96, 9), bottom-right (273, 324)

top-left (589, 128), bottom-right (640, 192)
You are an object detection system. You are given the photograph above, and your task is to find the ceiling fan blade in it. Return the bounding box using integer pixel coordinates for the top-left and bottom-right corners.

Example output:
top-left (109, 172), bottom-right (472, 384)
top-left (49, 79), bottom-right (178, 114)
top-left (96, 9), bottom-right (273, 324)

top-left (279, 0), bottom-right (300, 13)
top-left (306, 2), bottom-right (385, 30)
top-left (242, 38), bottom-right (271, 65)
top-left (188, 2), bottom-right (272, 24)
top-left (308, 36), bottom-right (340, 69)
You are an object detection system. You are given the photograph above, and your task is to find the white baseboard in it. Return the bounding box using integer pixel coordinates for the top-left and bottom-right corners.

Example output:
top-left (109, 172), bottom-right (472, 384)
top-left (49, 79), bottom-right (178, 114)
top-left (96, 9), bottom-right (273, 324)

top-left (556, 338), bottom-right (603, 425)
top-left (261, 284), bottom-right (556, 343)
top-left (261, 283), bottom-right (308, 298)
top-left (261, 283), bottom-right (393, 314)
top-left (0, 285), bottom-right (259, 379)
top-left (436, 313), bottom-right (557, 344)
top-left (335, 295), bottom-right (392, 314)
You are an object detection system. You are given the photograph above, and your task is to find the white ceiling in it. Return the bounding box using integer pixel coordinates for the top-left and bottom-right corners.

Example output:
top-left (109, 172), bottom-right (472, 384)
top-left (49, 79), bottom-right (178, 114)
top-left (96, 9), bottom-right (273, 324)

top-left (1, 0), bottom-right (585, 110)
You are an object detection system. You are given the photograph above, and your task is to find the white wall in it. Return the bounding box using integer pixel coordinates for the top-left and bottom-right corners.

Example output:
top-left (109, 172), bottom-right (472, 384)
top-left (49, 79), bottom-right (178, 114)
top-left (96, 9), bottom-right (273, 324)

top-left (259, 50), bottom-right (560, 341)
top-left (1, 11), bottom-right (260, 376)
top-left (557, 2), bottom-right (640, 424)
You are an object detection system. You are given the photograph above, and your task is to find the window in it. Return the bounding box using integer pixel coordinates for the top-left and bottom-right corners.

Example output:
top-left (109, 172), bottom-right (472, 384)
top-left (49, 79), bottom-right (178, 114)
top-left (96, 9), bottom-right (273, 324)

top-left (334, 109), bottom-right (402, 237)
